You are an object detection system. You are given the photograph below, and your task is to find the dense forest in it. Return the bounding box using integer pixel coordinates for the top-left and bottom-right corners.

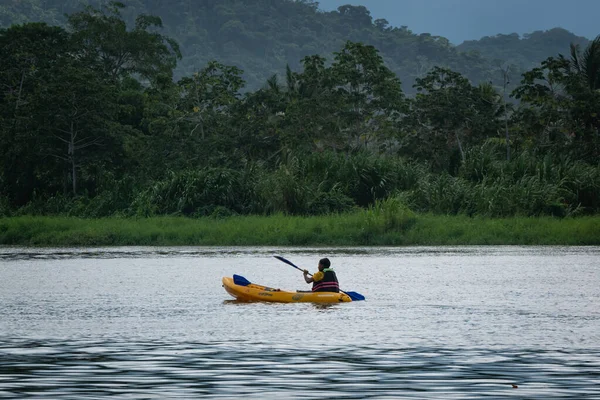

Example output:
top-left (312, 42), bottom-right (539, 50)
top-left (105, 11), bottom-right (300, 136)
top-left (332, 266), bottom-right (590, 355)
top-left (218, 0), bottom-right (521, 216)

top-left (0, 0), bottom-right (590, 92)
top-left (1, 1), bottom-right (599, 219)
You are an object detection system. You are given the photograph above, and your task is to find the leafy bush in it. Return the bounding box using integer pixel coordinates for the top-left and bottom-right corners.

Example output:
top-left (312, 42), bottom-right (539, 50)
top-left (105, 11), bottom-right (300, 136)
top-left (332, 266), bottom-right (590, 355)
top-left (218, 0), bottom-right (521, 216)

top-left (132, 168), bottom-right (247, 216)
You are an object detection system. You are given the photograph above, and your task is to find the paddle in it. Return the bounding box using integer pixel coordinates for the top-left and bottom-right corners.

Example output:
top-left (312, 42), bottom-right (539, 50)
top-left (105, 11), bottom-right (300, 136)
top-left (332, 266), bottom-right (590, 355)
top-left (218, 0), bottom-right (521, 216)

top-left (273, 256), bottom-right (365, 301)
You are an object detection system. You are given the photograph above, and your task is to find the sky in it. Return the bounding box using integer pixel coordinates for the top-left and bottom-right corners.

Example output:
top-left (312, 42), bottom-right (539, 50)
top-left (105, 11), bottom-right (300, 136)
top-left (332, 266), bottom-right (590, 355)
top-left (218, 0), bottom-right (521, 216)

top-left (317, 0), bottom-right (599, 45)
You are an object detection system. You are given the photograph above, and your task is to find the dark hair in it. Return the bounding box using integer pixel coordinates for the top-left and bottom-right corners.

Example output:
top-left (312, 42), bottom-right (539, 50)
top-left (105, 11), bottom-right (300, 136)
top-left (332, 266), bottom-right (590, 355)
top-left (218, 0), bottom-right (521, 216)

top-left (319, 258), bottom-right (331, 268)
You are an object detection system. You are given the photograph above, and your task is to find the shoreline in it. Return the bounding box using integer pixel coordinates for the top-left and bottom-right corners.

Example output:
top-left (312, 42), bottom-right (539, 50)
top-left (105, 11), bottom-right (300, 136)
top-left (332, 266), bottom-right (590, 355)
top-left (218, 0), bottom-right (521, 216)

top-left (1, 214), bottom-right (599, 246)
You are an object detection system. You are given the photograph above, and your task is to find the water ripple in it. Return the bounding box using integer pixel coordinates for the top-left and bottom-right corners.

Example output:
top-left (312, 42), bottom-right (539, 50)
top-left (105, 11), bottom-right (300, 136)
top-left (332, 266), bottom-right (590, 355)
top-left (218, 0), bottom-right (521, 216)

top-left (2, 246), bottom-right (599, 398)
top-left (0, 340), bottom-right (599, 399)
top-left (2, 245), bottom-right (598, 261)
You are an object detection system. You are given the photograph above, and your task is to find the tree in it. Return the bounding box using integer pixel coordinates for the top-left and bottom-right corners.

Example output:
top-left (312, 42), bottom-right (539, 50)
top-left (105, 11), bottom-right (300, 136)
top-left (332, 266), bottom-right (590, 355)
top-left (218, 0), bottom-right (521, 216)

top-left (499, 64), bottom-right (512, 160)
top-left (330, 41), bottom-right (405, 150)
top-left (42, 59), bottom-right (119, 196)
top-left (512, 36), bottom-right (600, 158)
top-left (67, 1), bottom-right (181, 84)
top-left (148, 61), bottom-right (246, 168)
top-left (567, 35), bottom-right (600, 92)
top-left (336, 5), bottom-right (372, 26)
top-left (408, 67), bottom-right (501, 171)
top-left (177, 61), bottom-right (243, 140)
top-left (374, 18), bottom-right (389, 31)
top-left (0, 23), bottom-right (72, 204)
top-left (280, 55), bottom-right (336, 151)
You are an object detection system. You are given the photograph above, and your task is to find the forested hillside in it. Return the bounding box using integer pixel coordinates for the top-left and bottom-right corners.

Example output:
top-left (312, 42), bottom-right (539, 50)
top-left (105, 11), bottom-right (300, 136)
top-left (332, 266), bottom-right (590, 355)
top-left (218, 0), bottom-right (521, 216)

top-left (458, 28), bottom-right (589, 72)
top-left (1, 1), bottom-right (599, 220)
top-left (0, 0), bottom-right (590, 92)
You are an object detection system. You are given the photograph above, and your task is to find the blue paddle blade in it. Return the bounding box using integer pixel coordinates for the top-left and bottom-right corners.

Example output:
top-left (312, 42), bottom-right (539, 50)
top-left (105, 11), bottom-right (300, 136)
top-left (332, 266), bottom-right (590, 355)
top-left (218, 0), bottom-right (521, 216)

top-left (344, 291), bottom-right (365, 301)
top-left (233, 274), bottom-right (251, 286)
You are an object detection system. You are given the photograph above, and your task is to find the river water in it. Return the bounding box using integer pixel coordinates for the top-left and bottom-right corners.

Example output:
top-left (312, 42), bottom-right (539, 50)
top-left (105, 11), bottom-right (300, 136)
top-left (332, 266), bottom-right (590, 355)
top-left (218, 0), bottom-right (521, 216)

top-left (0, 246), bottom-right (599, 399)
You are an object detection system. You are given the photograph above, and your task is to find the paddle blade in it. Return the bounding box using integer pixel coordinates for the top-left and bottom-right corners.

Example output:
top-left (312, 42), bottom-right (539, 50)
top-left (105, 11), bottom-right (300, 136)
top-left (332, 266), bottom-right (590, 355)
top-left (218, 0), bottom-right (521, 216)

top-left (273, 255), bottom-right (299, 269)
top-left (344, 291), bottom-right (365, 301)
top-left (233, 274), bottom-right (251, 286)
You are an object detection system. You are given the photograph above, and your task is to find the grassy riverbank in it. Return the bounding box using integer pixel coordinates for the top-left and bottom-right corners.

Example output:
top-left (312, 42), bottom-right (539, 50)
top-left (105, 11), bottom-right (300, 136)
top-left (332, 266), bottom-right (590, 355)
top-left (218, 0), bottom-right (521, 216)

top-left (1, 211), bottom-right (599, 246)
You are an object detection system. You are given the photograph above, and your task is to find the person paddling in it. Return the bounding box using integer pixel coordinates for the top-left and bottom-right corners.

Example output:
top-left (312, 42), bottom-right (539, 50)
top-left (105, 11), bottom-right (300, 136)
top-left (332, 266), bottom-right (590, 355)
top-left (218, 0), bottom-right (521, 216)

top-left (303, 258), bottom-right (339, 293)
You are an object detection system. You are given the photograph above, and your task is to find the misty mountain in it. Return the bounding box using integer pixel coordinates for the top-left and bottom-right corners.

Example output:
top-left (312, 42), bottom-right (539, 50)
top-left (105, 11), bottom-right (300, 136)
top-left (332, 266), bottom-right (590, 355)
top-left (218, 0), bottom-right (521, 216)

top-left (317, 0), bottom-right (598, 46)
top-left (457, 28), bottom-right (589, 71)
top-left (0, 0), bottom-right (592, 92)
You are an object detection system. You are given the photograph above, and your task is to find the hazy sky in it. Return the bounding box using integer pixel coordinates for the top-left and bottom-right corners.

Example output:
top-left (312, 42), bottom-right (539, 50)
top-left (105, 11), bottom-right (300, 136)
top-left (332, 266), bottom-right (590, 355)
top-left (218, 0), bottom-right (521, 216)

top-left (317, 0), bottom-right (599, 44)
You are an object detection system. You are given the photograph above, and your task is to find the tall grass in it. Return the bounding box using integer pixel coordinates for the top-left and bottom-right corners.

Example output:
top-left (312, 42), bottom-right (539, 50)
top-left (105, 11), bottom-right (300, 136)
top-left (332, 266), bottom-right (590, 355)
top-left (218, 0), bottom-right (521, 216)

top-left (130, 148), bottom-right (599, 218)
top-left (399, 145), bottom-right (600, 217)
top-left (6, 148), bottom-right (600, 219)
top-left (1, 212), bottom-right (598, 246)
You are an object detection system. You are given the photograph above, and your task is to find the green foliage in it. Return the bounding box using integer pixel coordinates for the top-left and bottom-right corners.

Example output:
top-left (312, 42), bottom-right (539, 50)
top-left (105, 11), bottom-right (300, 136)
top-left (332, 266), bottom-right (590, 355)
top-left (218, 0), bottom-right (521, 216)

top-left (175, 61), bottom-right (244, 140)
top-left (0, 23), bottom-right (73, 205)
top-left (407, 67), bottom-right (503, 170)
top-left (0, 5), bottom-right (183, 207)
top-left (329, 42), bottom-right (406, 148)
top-left (132, 168), bottom-right (246, 217)
top-left (1, 5), bottom-right (599, 222)
top-left (67, 1), bottom-right (181, 83)
top-left (512, 36), bottom-right (600, 160)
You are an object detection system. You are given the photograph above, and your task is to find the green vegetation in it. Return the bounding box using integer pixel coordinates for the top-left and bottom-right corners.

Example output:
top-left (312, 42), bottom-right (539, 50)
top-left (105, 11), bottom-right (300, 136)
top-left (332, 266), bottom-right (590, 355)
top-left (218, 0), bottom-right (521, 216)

top-left (1, 1), bottom-right (599, 243)
top-left (0, 0), bottom-right (590, 92)
top-left (1, 149), bottom-right (598, 219)
top-left (1, 212), bottom-right (598, 246)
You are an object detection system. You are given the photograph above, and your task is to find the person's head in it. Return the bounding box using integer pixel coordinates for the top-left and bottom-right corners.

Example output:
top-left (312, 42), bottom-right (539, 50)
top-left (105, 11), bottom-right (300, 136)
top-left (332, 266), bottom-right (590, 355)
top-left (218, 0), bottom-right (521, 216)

top-left (318, 258), bottom-right (331, 271)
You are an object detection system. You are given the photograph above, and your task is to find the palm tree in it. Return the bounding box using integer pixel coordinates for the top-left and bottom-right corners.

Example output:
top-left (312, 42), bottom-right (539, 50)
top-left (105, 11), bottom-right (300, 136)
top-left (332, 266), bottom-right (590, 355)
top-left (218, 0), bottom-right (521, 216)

top-left (563, 35), bottom-right (600, 156)
top-left (567, 35), bottom-right (600, 92)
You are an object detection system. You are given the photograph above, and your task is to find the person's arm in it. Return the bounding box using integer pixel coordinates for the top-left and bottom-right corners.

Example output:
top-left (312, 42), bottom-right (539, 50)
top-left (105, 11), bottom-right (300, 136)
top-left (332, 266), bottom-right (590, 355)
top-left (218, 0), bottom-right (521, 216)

top-left (303, 269), bottom-right (313, 283)
top-left (304, 270), bottom-right (324, 284)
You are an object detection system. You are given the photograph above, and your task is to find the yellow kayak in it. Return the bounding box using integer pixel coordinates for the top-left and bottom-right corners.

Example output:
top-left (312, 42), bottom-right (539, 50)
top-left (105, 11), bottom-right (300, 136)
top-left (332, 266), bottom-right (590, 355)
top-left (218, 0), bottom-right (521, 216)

top-left (222, 275), bottom-right (353, 303)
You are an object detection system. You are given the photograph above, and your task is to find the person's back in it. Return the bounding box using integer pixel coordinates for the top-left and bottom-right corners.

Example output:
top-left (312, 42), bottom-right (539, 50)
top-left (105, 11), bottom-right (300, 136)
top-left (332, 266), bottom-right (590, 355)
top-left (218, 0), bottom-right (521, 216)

top-left (303, 258), bottom-right (339, 293)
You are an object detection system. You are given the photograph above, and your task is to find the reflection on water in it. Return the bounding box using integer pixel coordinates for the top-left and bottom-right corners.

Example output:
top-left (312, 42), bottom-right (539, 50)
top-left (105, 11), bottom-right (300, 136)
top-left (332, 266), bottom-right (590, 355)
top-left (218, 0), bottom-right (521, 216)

top-left (1, 246), bottom-right (599, 398)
